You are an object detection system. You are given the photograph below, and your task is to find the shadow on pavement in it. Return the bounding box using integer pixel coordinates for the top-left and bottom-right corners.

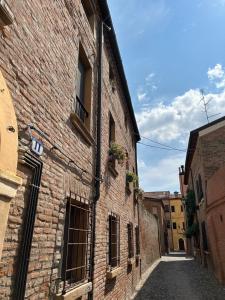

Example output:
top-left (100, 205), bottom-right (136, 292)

top-left (134, 256), bottom-right (225, 300)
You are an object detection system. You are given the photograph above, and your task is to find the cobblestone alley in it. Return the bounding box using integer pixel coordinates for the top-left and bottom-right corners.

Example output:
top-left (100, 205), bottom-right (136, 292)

top-left (134, 253), bottom-right (225, 300)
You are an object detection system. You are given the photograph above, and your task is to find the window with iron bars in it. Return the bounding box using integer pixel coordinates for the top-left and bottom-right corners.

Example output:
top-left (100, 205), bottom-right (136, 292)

top-left (135, 225), bottom-right (140, 256)
top-left (61, 193), bottom-right (92, 294)
top-left (127, 223), bottom-right (134, 258)
top-left (108, 213), bottom-right (120, 270)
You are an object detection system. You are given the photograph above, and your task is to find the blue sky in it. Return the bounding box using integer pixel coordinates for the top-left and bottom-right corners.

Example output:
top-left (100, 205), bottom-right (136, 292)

top-left (108, 0), bottom-right (225, 192)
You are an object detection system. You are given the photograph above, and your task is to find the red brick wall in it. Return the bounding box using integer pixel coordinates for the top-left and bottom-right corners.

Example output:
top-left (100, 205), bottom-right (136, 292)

top-left (206, 165), bottom-right (225, 285)
top-left (0, 1), bottom-right (160, 299)
top-left (139, 202), bottom-right (160, 274)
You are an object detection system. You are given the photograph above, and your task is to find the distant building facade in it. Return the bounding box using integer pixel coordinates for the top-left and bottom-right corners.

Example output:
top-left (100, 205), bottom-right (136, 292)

top-left (144, 191), bottom-right (186, 253)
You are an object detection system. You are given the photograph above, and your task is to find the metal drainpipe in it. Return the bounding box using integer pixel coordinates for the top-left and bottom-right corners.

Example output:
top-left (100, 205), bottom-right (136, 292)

top-left (88, 20), bottom-right (103, 300)
top-left (14, 151), bottom-right (43, 300)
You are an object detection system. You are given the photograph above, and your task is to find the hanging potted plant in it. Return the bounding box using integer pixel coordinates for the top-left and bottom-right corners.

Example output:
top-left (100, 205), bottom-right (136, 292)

top-left (126, 172), bottom-right (138, 184)
top-left (108, 142), bottom-right (125, 165)
top-left (134, 187), bottom-right (144, 200)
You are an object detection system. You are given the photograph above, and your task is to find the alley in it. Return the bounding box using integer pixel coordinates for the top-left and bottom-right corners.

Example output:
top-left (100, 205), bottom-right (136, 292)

top-left (135, 253), bottom-right (225, 300)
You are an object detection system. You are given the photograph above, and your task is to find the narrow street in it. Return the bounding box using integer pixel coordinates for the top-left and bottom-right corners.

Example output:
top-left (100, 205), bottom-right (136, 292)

top-left (135, 253), bottom-right (225, 300)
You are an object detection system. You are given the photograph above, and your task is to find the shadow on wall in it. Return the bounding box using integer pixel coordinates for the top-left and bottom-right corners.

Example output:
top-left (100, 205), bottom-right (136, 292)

top-left (134, 257), bottom-right (225, 300)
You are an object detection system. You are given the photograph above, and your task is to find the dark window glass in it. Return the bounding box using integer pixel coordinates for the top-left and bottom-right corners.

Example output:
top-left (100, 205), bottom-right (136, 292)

top-left (135, 226), bottom-right (140, 255)
top-left (201, 221), bottom-right (208, 251)
top-left (173, 222), bottom-right (177, 229)
top-left (109, 113), bottom-right (115, 147)
top-left (171, 206), bottom-right (175, 212)
top-left (108, 213), bottom-right (120, 269)
top-left (77, 60), bottom-right (85, 104)
top-left (127, 223), bottom-right (134, 258)
top-left (165, 205), bottom-right (170, 212)
top-left (181, 205), bottom-right (183, 212)
top-left (62, 198), bottom-right (91, 292)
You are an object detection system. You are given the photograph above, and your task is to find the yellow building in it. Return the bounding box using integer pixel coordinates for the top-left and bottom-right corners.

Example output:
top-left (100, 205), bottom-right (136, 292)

top-left (163, 193), bottom-right (186, 252)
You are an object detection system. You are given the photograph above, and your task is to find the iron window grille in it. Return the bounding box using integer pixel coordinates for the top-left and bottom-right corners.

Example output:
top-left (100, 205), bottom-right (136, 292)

top-left (74, 95), bottom-right (88, 123)
top-left (108, 212), bottom-right (120, 270)
top-left (135, 226), bottom-right (140, 256)
top-left (61, 192), bottom-right (92, 294)
top-left (127, 223), bottom-right (134, 259)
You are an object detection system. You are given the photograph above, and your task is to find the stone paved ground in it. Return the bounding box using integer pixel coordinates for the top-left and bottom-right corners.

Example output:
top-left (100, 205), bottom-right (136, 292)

top-left (134, 253), bottom-right (225, 300)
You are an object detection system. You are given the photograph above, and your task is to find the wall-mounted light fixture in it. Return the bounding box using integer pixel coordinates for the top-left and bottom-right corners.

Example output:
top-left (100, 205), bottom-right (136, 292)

top-left (0, 0), bottom-right (14, 27)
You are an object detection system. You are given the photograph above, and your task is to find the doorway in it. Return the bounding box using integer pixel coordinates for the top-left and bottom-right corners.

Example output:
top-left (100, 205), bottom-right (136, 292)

top-left (179, 238), bottom-right (185, 251)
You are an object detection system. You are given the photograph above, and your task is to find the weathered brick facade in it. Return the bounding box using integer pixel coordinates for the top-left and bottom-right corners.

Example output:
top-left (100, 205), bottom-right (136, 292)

top-left (0, 1), bottom-right (160, 299)
top-left (184, 118), bottom-right (225, 281)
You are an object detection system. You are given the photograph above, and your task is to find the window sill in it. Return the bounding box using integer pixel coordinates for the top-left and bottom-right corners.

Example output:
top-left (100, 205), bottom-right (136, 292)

top-left (106, 266), bottom-right (122, 280)
top-left (108, 163), bottom-right (118, 178)
top-left (55, 282), bottom-right (92, 300)
top-left (70, 112), bottom-right (94, 146)
top-left (127, 257), bottom-right (135, 265)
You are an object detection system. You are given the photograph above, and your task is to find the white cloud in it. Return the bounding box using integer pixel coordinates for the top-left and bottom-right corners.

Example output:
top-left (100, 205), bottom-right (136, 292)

top-left (138, 153), bottom-right (185, 192)
top-left (136, 88), bottom-right (225, 143)
top-left (137, 91), bottom-right (147, 102)
top-left (136, 72), bottom-right (158, 102)
top-left (208, 64), bottom-right (225, 89)
top-left (208, 64), bottom-right (224, 80)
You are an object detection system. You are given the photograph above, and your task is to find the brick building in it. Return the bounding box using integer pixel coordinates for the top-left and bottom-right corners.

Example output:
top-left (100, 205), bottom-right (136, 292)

top-left (0, 1), bottom-right (160, 299)
top-left (143, 193), bottom-right (167, 255)
top-left (144, 191), bottom-right (186, 253)
top-left (184, 116), bottom-right (225, 284)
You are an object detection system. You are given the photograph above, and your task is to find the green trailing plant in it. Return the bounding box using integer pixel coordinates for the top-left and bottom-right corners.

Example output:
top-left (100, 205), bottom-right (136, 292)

top-left (134, 187), bottom-right (144, 197)
top-left (184, 190), bottom-right (198, 238)
top-left (126, 172), bottom-right (138, 184)
top-left (109, 142), bottom-right (125, 165)
top-left (185, 222), bottom-right (199, 238)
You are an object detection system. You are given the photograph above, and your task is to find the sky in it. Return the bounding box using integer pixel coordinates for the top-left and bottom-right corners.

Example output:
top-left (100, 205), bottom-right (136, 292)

top-left (108, 0), bottom-right (225, 193)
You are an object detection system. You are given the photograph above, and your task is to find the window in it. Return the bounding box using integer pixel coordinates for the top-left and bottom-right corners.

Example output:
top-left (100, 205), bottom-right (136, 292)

top-left (164, 205), bottom-right (170, 212)
top-left (196, 174), bottom-right (203, 203)
top-left (173, 222), bottom-right (177, 229)
top-left (135, 226), bottom-right (140, 255)
top-left (109, 63), bottom-right (116, 93)
top-left (201, 221), bottom-right (208, 251)
top-left (166, 220), bottom-right (171, 228)
top-left (81, 0), bottom-right (95, 33)
top-left (75, 45), bottom-right (92, 128)
top-left (183, 222), bottom-right (185, 230)
top-left (127, 223), bottom-right (134, 258)
top-left (171, 206), bottom-right (175, 212)
top-left (181, 205), bottom-right (183, 212)
top-left (108, 213), bottom-right (120, 269)
top-left (198, 174), bottom-right (203, 200)
top-left (109, 112), bottom-right (115, 147)
top-left (62, 194), bottom-right (92, 293)
top-left (125, 115), bottom-right (128, 131)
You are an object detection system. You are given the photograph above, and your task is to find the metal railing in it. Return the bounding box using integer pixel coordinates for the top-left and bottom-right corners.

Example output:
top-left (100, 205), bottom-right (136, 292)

top-left (128, 223), bottom-right (134, 258)
top-left (108, 212), bottom-right (120, 269)
top-left (62, 192), bottom-right (92, 294)
top-left (74, 96), bottom-right (88, 123)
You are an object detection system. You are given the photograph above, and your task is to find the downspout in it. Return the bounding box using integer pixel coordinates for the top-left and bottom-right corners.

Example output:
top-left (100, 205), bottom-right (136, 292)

top-left (135, 142), bottom-right (142, 278)
top-left (14, 151), bottom-right (43, 300)
top-left (89, 20), bottom-right (103, 300)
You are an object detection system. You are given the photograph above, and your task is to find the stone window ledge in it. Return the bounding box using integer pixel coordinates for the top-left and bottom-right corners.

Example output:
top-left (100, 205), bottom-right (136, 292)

top-left (55, 282), bottom-right (92, 300)
top-left (106, 266), bottom-right (123, 280)
top-left (127, 257), bottom-right (135, 265)
top-left (70, 112), bottom-right (95, 146)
